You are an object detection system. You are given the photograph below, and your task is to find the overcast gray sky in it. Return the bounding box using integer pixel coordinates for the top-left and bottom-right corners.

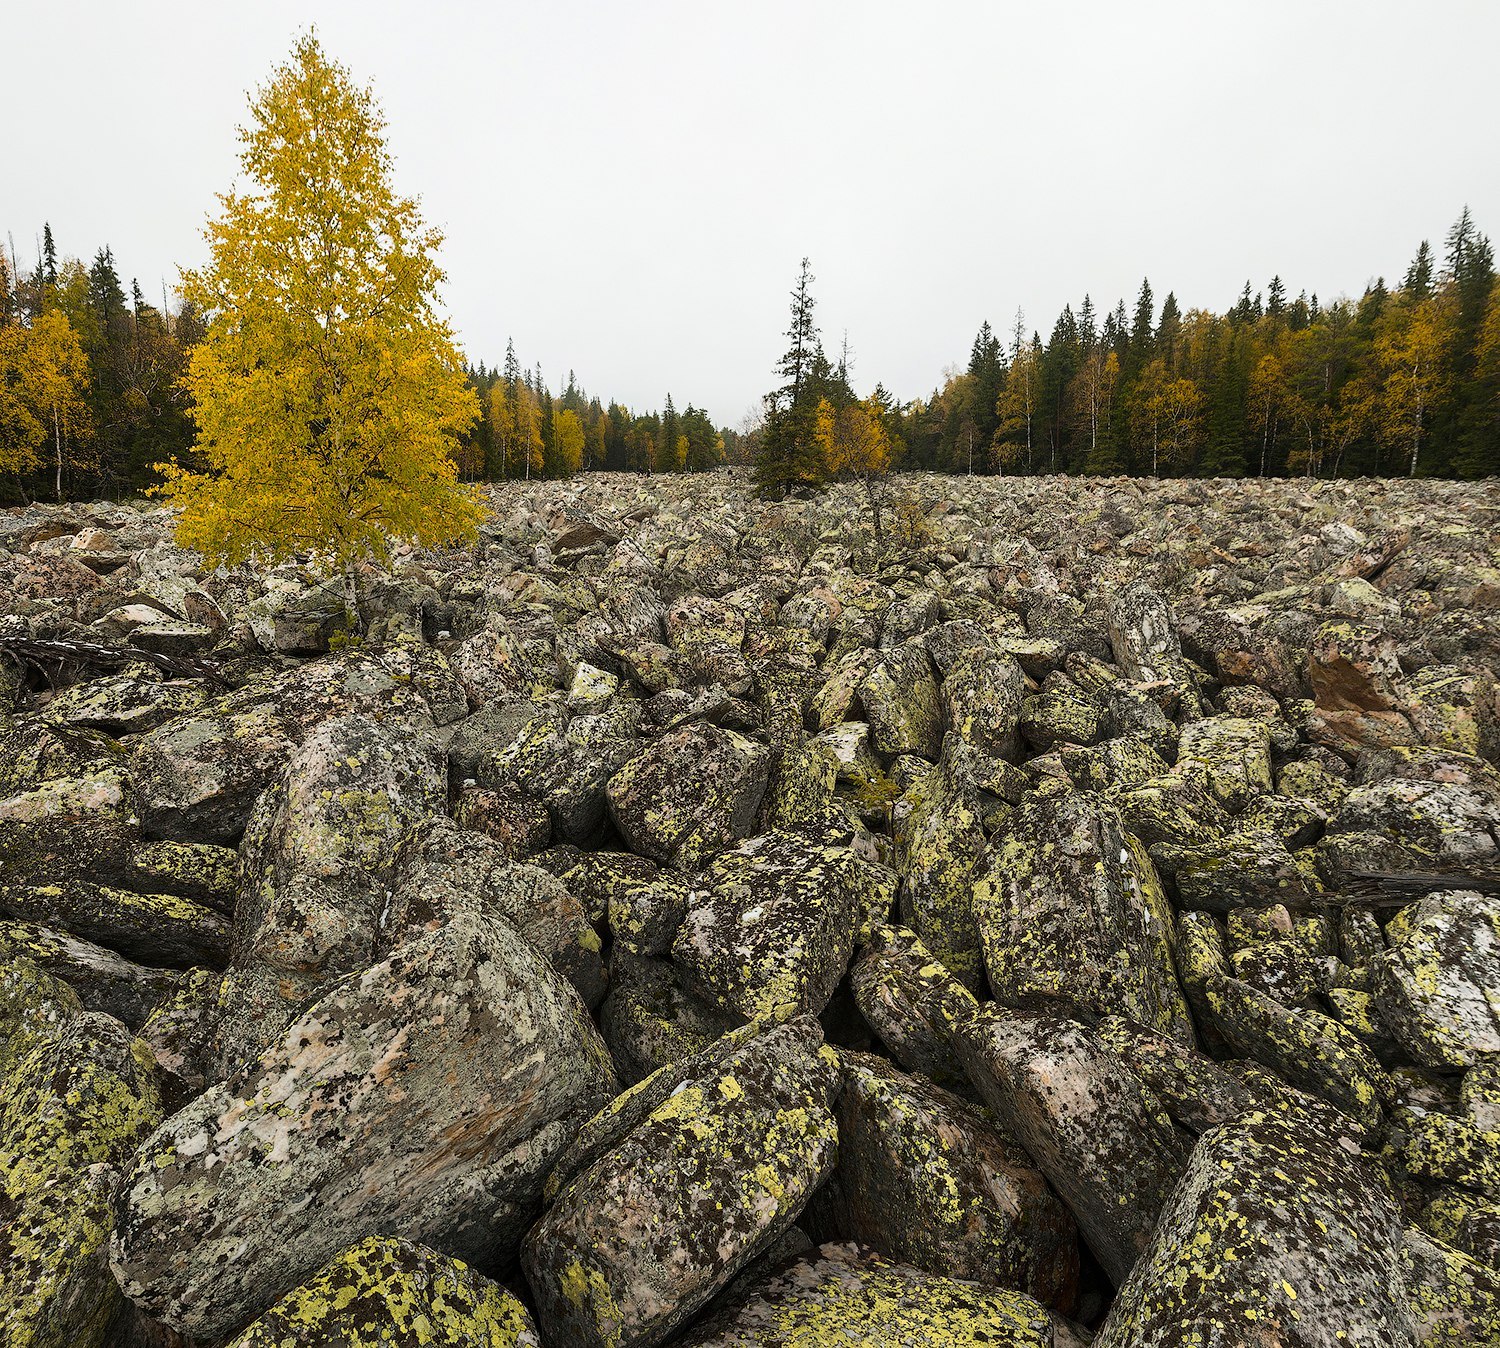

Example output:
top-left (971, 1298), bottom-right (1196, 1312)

top-left (7, 1), bottom-right (1499, 425)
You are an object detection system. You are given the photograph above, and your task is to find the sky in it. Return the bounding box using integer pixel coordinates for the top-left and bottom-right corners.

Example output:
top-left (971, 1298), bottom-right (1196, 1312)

top-left (6, 1), bottom-right (1499, 426)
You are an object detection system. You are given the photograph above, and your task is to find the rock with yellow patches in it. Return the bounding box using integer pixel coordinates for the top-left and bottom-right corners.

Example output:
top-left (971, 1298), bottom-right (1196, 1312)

top-left (0, 879), bottom-right (227, 969)
top-left (848, 923), bottom-right (980, 1093)
top-left (0, 763), bottom-right (138, 888)
top-left (680, 1242), bottom-right (1063, 1348)
top-left (563, 851), bottom-right (690, 958)
top-left (0, 918), bottom-right (183, 1028)
top-left (1175, 715), bottom-right (1275, 812)
top-left (599, 952), bottom-right (740, 1085)
top-left (973, 791), bottom-right (1194, 1042)
top-left (0, 961), bottom-right (162, 1348)
top-left (809, 1050), bottom-right (1080, 1311)
top-left (226, 1235), bottom-right (540, 1347)
top-left (213, 712), bottom-right (445, 1068)
top-left (954, 1005), bottom-right (1192, 1286)
top-left (855, 639), bottom-right (943, 760)
top-left (110, 911), bottom-right (616, 1340)
top-left (1400, 1225), bottom-right (1500, 1346)
top-left (382, 817), bottom-right (606, 1007)
top-left (890, 737), bottom-right (989, 989)
top-left (1096, 1111), bottom-right (1417, 1347)
top-left (673, 827), bottom-right (868, 1022)
top-left (1374, 890), bottom-right (1500, 1069)
top-left (522, 1017), bottom-right (838, 1348)
top-left (939, 647), bottom-right (1026, 761)
top-left (605, 722), bottom-right (769, 868)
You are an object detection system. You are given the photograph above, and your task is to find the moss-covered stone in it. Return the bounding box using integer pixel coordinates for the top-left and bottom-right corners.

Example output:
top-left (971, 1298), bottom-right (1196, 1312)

top-left (605, 723), bottom-right (768, 868)
top-left (124, 838), bottom-right (239, 913)
top-left (226, 1235), bottom-right (540, 1346)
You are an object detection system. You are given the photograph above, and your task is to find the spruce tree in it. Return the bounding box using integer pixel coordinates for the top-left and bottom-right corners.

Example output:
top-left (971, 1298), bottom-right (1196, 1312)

top-left (755, 257), bottom-right (827, 494)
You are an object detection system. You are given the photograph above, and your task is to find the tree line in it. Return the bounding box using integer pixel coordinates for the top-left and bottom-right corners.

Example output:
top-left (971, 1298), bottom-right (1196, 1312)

top-left (459, 342), bottom-right (728, 481)
top-left (893, 208), bottom-right (1499, 480)
top-left (0, 227), bottom-right (203, 501)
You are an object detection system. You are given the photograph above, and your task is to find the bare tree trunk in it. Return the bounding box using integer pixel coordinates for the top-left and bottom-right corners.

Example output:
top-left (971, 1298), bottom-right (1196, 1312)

top-left (54, 405), bottom-right (63, 501)
top-left (864, 473), bottom-right (884, 549)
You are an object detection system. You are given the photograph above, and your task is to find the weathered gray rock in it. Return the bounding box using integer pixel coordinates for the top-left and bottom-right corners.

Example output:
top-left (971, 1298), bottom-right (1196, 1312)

top-left (857, 640), bottom-right (943, 759)
top-left (954, 1006), bottom-right (1192, 1286)
top-left (812, 1051), bottom-right (1079, 1309)
top-left (214, 712), bottom-right (445, 1066)
top-left (1096, 1112), bottom-right (1416, 1347)
top-left (0, 960), bottom-right (162, 1348)
top-left (0, 880), bottom-right (226, 968)
top-left (111, 912), bottom-right (616, 1340)
top-left (522, 1017), bottom-right (838, 1348)
top-left (974, 791), bottom-right (1194, 1042)
top-left (605, 722), bottom-right (768, 867)
top-left (680, 1243), bottom-right (1065, 1348)
top-left (672, 827), bottom-right (869, 1022)
top-left (1375, 890), bottom-right (1500, 1068)
top-left (848, 923), bottom-right (980, 1093)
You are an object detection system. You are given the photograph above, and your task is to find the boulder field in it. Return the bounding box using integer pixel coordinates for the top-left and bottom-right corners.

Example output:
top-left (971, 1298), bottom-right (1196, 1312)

top-left (1, 468), bottom-right (1499, 1346)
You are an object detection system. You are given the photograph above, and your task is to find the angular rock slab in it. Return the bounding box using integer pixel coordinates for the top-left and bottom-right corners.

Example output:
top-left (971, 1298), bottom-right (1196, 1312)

top-left (1096, 1112), bottom-right (1417, 1348)
top-left (522, 1018), bottom-right (838, 1348)
top-left (974, 791), bottom-right (1194, 1043)
top-left (1375, 889), bottom-right (1500, 1068)
top-left (816, 1051), bottom-right (1079, 1310)
top-left (606, 722), bottom-right (768, 867)
top-left (214, 712), bottom-right (445, 1066)
top-left (681, 1243), bottom-right (1061, 1348)
top-left (954, 1006), bottom-right (1191, 1286)
top-left (0, 960), bottom-right (162, 1348)
top-left (673, 828), bottom-right (867, 1021)
top-left (227, 1235), bottom-right (540, 1347)
top-left (111, 913), bottom-right (616, 1340)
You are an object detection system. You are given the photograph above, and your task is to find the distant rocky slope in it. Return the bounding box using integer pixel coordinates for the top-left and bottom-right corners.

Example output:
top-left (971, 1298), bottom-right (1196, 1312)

top-left (1, 469), bottom-right (1498, 1346)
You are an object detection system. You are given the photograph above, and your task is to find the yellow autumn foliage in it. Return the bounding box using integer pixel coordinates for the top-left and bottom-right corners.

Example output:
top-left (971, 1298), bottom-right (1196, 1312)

top-left (157, 33), bottom-right (481, 568)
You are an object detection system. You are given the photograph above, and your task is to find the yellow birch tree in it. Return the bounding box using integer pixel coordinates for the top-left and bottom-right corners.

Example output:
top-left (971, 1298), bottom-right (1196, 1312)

top-left (157, 33), bottom-right (481, 569)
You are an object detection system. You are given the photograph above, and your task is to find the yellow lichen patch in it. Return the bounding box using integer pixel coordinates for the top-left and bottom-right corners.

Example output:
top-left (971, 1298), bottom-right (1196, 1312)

top-left (227, 1235), bottom-right (540, 1347)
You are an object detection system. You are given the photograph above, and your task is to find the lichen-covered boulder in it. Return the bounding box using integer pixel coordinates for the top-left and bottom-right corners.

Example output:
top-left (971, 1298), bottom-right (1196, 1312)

top-left (1402, 1225), bottom-right (1500, 1345)
top-left (1331, 779), bottom-right (1500, 867)
top-left (0, 960), bottom-right (162, 1348)
top-left (482, 699), bottom-right (644, 843)
top-left (41, 673), bottom-right (206, 735)
top-left (891, 738), bottom-right (988, 989)
top-left (0, 764), bottom-right (138, 887)
top-left (521, 1017), bottom-right (839, 1348)
top-left (0, 881), bottom-right (227, 969)
top-left (0, 920), bottom-right (182, 1028)
top-left (226, 1236), bottom-right (540, 1347)
top-left (672, 828), bottom-right (868, 1021)
top-left (382, 820), bottom-right (606, 1008)
top-left (124, 838), bottom-right (238, 913)
top-left (973, 791), bottom-right (1194, 1042)
top-left (954, 1006), bottom-right (1192, 1286)
top-left (1375, 890), bottom-right (1500, 1068)
top-left (848, 923), bottom-right (980, 1093)
top-left (940, 648), bottom-right (1026, 761)
top-left (680, 1243), bottom-right (1064, 1348)
top-left (214, 712), bottom-right (445, 1065)
top-left (1095, 1112), bottom-right (1417, 1348)
top-left (1106, 582), bottom-right (1199, 706)
top-left (857, 640), bottom-right (943, 759)
top-left (246, 572), bottom-right (349, 655)
top-left (1175, 715), bottom-right (1274, 812)
top-left (563, 851), bottom-right (690, 957)
top-left (599, 953), bottom-right (740, 1085)
top-left (812, 1051), bottom-right (1079, 1309)
top-left (1199, 970), bottom-right (1389, 1131)
top-left (110, 912), bottom-right (617, 1340)
top-left (606, 723), bottom-right (769, 867)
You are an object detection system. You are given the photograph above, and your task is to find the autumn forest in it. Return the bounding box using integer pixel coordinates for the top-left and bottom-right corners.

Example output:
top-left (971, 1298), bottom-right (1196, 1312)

top-left (1, 205), bottom-right (1497, 505)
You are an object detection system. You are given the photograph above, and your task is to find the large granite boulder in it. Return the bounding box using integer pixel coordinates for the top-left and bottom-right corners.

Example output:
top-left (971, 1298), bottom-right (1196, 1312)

top-left (110, 913), bottom-right (616, 1340)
